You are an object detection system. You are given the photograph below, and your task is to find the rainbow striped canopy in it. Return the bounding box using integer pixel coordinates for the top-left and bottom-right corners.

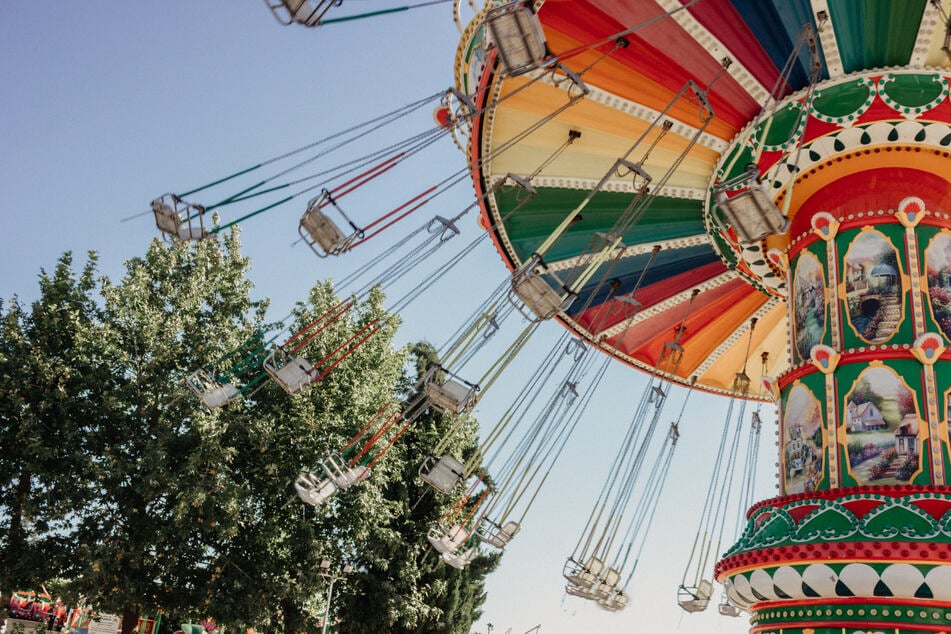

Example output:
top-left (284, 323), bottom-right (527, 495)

top-left (462, 0), bottom-right (950, 398)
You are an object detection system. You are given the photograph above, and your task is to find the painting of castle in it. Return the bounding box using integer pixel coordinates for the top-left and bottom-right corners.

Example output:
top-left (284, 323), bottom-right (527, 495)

top-left (843, 230), bottom-right (903, 343)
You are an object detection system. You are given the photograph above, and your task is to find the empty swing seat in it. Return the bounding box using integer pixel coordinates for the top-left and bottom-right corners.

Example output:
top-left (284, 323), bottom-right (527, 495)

top-left (718, 600), bottom-right (741, 617)
top-left (151, 195), bottom-right (207, 242)
top-left (263, 0), bottom-right (335, 26)
top-left (594, 567), bottom-right (622, 598)
top-left (598, 590), bottom-right (629, 612)
top-left (419, 454), bottom-right (466, 494)
top-left (321, 454), bottom-right (370, 489)
top-left (299, 197), bottom-right (357, 257)
top-left (509, 257), bottom-right (575, 321)
top-left (263, 347), bottom-right (315, 394)
top-left (294, 471), bottom-right (337, 506)
top-left (185, 369), bottom-right (240, 410)
top-left (678, 580), bottom-right (713, 613)
top-left (476, 518), bottom-right (520, 549)
top-left (442, 546), bottom-right (477, 570)
top-left (423, 366), bottom-right (479, 414)
top-left (484, 1), bottom-right (549, 76)
top-left (576, 556), bottom-right (604, 588)
top-left (427, 524), bottom-right (470, 554)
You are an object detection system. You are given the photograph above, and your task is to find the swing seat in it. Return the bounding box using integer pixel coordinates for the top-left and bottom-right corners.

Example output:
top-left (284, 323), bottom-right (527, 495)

top-left (564, 555), bottom-right (603, 588)
top-left (299, 197), bottom-right (359, 257)
top-left (419, 454), bottom-right (466, 494)
top-left (423, 366), bottom-right (479, 414)
top-left (427, 523), bottom-right (470, 554)
top-left (564, 583), bottom-right (591, 599)
top-left (294, 471), bottom-right (337, 506)
top-left (476, 518), bottom-right (520, 549)
top-left (263, 347), bottom-right (315, 394)
top-left (262, 0), bottom-right (335, 26)
top-left (592, 569), bottom-right (621, 600)
top-left (598, 590), bottom-right (629, 612)
top-left (677, 581), bottom-right (713, 613)
top-left (484, 0), bottom-right (549, 76)
top-left (151, 195), bottom-right (208, 242)
top-left (718, 601), bottom-right (741, 617)
top-left (185, 369), bottom-right (241, 410)
top-left (442, 546), bottom-right (477, 569)
top-left (714, 167), bottom-right (790, 244)
top-left (510, 257), bottom-right (576, 321)
top-left (602, 567), bottom-right (621, 588)
top-left (321, 454), bottom-right (370, 489)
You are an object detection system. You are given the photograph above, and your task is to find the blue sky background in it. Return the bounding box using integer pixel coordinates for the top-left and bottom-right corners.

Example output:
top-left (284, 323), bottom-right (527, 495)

top-left (1, 3), bottom-right (776, 633)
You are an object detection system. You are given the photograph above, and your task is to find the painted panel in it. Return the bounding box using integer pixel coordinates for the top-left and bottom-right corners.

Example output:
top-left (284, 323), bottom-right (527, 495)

top-left (924, 230), bottom-right (951, 342)
top-left (792, 249), bottom-right (826, 364)
top-left (782, 382), bottom-right (824, 495)
top-left (842, 228), bottom-right (904, 344)
top-left (843, 364), bottom-right (922, 485)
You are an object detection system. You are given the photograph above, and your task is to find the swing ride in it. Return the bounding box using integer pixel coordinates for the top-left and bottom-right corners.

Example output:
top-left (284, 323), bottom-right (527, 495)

top-left (141, 0), bottom-right (951, 630)
top-left (456, 0), bottom-right (951, 631)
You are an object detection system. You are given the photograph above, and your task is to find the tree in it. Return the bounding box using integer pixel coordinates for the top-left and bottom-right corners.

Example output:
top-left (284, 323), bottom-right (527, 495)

top-left (68, 232), bottom-right (267, 633)
top-left (332, 343), bottom-right (499, 634)
top-left (0, 253), bottom-right (108, 625)
top-left (2, 236), bottom-right (499, 634)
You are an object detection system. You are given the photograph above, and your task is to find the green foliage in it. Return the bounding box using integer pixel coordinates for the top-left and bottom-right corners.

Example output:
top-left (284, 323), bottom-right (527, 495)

top-left (0, 236), bottom-right (497, 634)
top-left (0, 252), bottom-right (108, 613)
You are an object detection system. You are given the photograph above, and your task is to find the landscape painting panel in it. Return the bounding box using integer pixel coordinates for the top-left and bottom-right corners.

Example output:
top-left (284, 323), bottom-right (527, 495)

top-left (845, 366), bottom-right (920, 485)
top-left (793, 251), bottom-right (825, 363)
top-left (925, 231), bottom-right (951, 341)
top-left (843, 230), bottom-right (903, 343)
top-left (782, 383), bottom-right (824, 494)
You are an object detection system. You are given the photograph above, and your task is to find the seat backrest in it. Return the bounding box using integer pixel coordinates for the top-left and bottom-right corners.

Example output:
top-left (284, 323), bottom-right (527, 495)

top-left (586, 556), bottom-right (604, 574)
top-left (697, 579), bottom-right (713, 600)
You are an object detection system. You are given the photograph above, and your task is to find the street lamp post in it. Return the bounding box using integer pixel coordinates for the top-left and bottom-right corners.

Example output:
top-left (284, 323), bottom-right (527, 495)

top-left (318, 558), bottom-right (352, 634)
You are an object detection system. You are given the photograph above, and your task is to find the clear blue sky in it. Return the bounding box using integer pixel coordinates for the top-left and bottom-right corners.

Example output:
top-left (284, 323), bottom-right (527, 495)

top-left (1, 3), bottom-right (773, 633)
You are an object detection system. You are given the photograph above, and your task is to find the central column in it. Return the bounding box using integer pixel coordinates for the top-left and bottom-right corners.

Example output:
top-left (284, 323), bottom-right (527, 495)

top-left (714, 70), bottom-right (951, 634)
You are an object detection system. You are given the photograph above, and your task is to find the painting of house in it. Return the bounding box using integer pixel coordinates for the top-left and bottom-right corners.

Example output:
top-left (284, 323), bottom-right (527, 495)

top-left (894, 415), bottom-right (919, 456)
top-left (846, 401), bottom-right (887, 432)
top-left (844, 366), bottom-right (920, 485)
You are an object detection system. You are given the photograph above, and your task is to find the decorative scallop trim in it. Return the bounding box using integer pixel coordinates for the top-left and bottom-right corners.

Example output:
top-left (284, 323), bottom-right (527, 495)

top-left (878, 73), bottom-right (950, 119)
top-left (705, 70), bottom-right (951, 295)
top-left (543, 233), bottom-right (711, 273)
top-left (809, 76), bottom-right (876, 124)
top-left (811, 0), bottom-right (843, 79)
top-left (512, 174), bottom-right (707, 199)
top-left (911, 0), bottom-right (944, 67)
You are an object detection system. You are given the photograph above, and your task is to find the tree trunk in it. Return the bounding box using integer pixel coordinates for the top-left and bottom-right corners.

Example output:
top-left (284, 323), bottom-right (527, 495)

top-left (122, 602), bottom-right (140, 634)
top-left (1, 469), bottom-right (32, 629)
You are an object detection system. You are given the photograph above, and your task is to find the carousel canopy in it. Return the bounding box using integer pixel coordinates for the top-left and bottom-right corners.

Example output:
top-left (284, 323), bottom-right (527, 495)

top-left (463, 0), bottom-right (951, 398)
